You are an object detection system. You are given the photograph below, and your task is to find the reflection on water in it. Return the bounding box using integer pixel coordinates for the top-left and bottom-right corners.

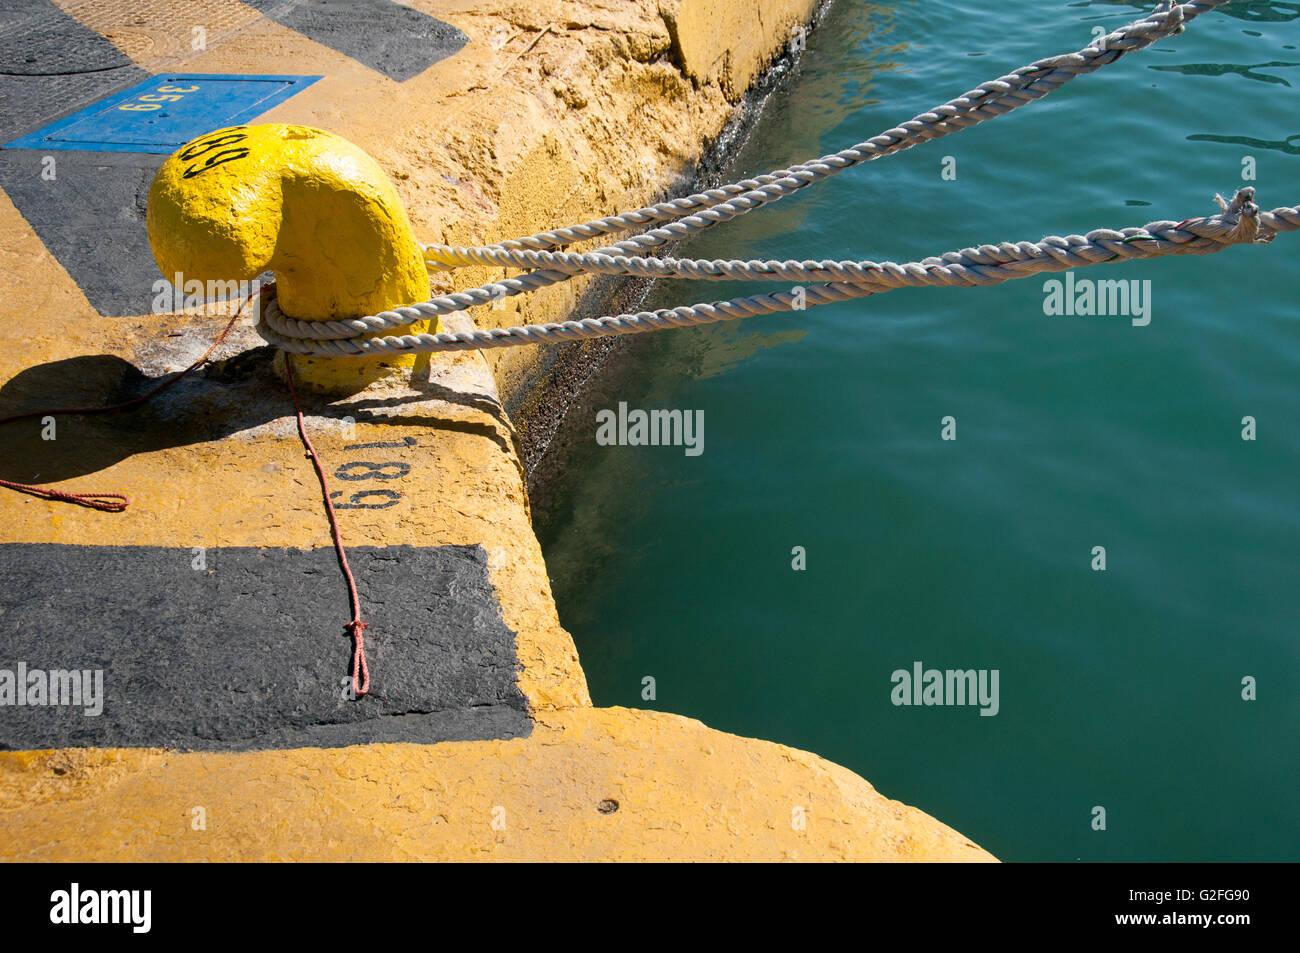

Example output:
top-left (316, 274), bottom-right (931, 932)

top-left (1212, 0), bottom-right (1300, 21)
top-left (1149, 60), bottom-right (1299, 84)
top-left (1072, 0), bottom-right (1300, 22)
top-left (796, 4), bottom-right (902, 127)
top-left (692, 327), bottom-right (810, 382)
top-left (1188, 130), bottom-right (1300, 153)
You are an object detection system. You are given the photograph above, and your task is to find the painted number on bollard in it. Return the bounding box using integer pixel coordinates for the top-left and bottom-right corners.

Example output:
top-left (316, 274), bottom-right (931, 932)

top-left (179, 129), bottom-right (250, 179)
top-left (329, 438), bottom-right (416, 509)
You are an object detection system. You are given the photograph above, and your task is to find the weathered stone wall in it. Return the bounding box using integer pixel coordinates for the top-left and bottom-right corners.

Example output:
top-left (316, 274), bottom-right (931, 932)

top-left (369, 0), bottom-right (820, 409)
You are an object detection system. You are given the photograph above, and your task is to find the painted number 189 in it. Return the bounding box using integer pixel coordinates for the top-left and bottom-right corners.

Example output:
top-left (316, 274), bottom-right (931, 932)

top-left (118, 84), bottom-right (199, 112)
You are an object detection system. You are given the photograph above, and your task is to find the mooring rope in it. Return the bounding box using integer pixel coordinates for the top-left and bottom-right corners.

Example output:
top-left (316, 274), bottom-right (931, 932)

top-left (418, 193), bottom-right (1287, 284)
top-left (258, 191), bottom-right (1295, 356)
top-left (251, 0), bottom-right (1281, 358)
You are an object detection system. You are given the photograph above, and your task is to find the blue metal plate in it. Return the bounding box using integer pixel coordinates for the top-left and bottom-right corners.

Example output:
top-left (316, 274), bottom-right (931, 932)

top-left (3, 74), bottom-right (322, 154)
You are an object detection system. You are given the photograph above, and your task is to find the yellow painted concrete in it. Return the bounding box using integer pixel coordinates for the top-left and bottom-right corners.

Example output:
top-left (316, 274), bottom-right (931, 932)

top-left (664, 0), bottom-right (819, 101)
top-left (54, 0), bottom-right (265, 67)
top-left (0, 0), bottom-right (1000, 860)
top-left (0, 708), bottom-right (995, 862)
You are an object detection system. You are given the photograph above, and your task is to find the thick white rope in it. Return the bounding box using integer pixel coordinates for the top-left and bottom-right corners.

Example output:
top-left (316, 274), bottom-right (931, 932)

top-left (257, 191), bottom-right (1296, 356)
top-left (252, 0), bottom-right (1275, 358)
top-left (410, 192), bottom-right (1291, 285)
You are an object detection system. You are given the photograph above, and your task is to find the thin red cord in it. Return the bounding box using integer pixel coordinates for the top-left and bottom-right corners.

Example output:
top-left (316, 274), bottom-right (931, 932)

top-left (284, 355), bottom-right (371, 698)
top-left (0, 294), bottom-right (252, 511)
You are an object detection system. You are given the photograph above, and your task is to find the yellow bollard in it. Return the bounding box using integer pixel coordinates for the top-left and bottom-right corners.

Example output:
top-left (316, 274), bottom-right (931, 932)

top-left (147, 124), bottom-right (434, 393)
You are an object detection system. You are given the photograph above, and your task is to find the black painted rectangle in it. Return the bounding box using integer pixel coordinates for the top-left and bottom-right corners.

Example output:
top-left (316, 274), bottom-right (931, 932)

top-left (243, 0), bottom-right (469, 82)
top-left (0, 543), bottom-right (530, 750)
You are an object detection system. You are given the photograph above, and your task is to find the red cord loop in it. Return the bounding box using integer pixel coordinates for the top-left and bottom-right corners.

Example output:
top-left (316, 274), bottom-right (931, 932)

top-left (346, 620), bottom-right (371, 697)
top-left (0, 479), bottom-right (129, 512)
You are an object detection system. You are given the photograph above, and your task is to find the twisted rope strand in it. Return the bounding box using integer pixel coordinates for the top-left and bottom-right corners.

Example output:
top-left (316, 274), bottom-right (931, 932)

top-left (402, 195), bottom-right (1289, 286)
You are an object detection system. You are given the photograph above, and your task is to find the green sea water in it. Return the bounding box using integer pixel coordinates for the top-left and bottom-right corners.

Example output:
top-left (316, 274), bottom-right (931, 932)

top-left (532, 0), bottom-right (1300, 862)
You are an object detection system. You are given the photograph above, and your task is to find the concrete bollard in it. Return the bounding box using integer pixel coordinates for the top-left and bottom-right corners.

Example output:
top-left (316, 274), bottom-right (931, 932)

top-left (147, 123), bottom-right (434, 393)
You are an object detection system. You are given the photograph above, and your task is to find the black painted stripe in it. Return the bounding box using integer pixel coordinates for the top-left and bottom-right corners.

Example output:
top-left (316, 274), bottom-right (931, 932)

top-left (0, 0), bottom-right (146, 140)
top-left (0, 1), bottom-right (157, 316)
top-left (0, 543), bottom-right (530, 750)
top-left (0, 150), bottom-right (163, 316)
top-left (243, 0), bottom-right (469, 82)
